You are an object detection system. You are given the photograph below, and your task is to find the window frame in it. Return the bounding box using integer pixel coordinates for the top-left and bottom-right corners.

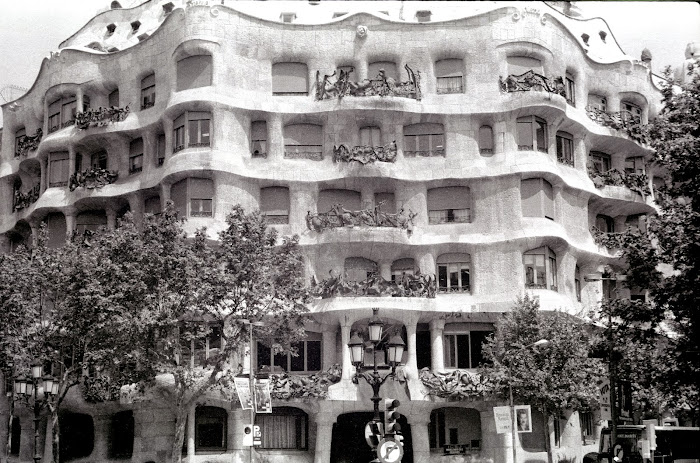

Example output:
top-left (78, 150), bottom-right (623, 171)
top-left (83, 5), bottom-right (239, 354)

top-left (194, 406), bottom-right (227, 452)
top-left (555, 131), bottom-right (574, 167)
top-left (172, 177), bottom-right (215, 218)
top-left (620, 101), bottom-right (642, 124)
top-left (156, 133), bottom-right (166, 166)
top-left (129, 138), bottom-right (144, 174)
top-left (435, 59), bottom-right (464, 94)
top-left (251, 120), bottom-right (268, 158)
top-left (589, 151), bottom-right (611, 173)
top-left (521, 178), bottom-right (555, 220)
top-left (523, 246), bottom-right (558, 291)
top-left (359, 126), bottom-right (381, 146)
top-left (173, 111), bottom-right (212, 153)
top-left (257, 334), bottom-right (322, 374)
top-left (478, 125), bottom-right (494, 155)
top-left (575, 266), bottom-right (582, 302)
top-left (256, 407), bottom-right (308, 450)
top-left (272, 62), bottom-right (309, 96)
top-left (176, 54), bottom-right (213, 92)
top-left (436, 253), bottom-right (471, 293)
top-left (49, 151), bottom-right (70, 188)
top-left (580, 411), bottom-right (594, 444)
top-left (624, 156), bottom-right (645, 175)
top-left (516, 116), bottom-right (548, 153)
top-left (403, 123), bottom-right (445, 157)
top-left (141, 73), bottom-right (156, 110)
top-left (427, 187), bottom-right (472, 225)
top-left (587, 94), bottom-right (607, 112)
top-left (283, 123), bottom-right (323, 158)
top-left (565, 73), bottom-right (576, 106)
top-left (260, 186), bottom-right (290, 224)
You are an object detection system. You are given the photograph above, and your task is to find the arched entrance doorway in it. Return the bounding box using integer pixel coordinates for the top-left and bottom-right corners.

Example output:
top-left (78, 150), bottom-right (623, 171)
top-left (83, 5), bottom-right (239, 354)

top-left (330, 412), bottom-right (413, 463)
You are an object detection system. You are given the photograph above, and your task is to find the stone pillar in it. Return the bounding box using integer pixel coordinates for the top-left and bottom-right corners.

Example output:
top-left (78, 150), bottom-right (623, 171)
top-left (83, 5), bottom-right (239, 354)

top-left (340, 323), bottom-right (353, 380)
top-left (106, 207), bottom-right (117, 230)
top-left (143, 128), bottom-right (157, 174)
top-left (65, 208), bottom-right (77, 239)
top-left (407, 415), bottom-right (431, 463)
top-left (429, 319), bottom-right (445, 373)
top-left (480, 408), bottom-right (510, 463)
top-left (313, 415), bottom-right (335, 463)
top-left (128, 191), bottom-right (145, 229)
top-left (418, 251), bottom-right (436, 276)
top-left (379, 262), bottom-right (392, 281)
top-left (92, 415), bottom-right (111, 461)
top-left (76, 87), bottom-right (84, 114)
top-left (269, 113), bottom-right (284, 162)
top-left (229, 408), bottom-right (247, 453)
top-left (290, 183), bottom-right (318, 236)
top-left (553, 185), bottom-right (563, 222)
top-left (186, 406), bottom-right (195, 460)
top-left (68, 146), bottom-right (77, 179)
top-left (162, 118), bottom-right (173, 162)
top-left (160, 182), bottom-right (171, 208)
top-left (322, 324), bottom-right (337, 370)
top-left (405, 317), bottom-right (419, 379)
top-left (574, 136), bottom-right (587, 172)
top-left (40, 157), bottom-right (47, 194)
top-left (43, 99), bottom-right (49, 136)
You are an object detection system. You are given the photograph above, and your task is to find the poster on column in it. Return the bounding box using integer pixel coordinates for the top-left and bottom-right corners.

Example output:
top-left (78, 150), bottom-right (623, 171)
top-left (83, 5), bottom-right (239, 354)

top-left (493, 406), bottom-right (512, 434)
top-left (234, 377), bottom-right (253, 410)
top-left (254, 378), bottom-right (272, 413)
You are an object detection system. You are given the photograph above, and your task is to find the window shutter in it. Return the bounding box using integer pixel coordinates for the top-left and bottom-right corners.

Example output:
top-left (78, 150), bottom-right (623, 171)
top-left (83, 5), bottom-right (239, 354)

top-left (506, 56), bottom-right (543, 75)
top-left (176, 55), bottom-right (213, 91)
top-left (427, 187), bottom-right (470, 210)
top-left (171, 179), bottom-right (188, 215)
top-left (521, 179), bottom-right (541, 217)
top-left (543, 180), bottom-right (554, 219)
top-left (317, 189), bottom-right (361, 212)
top-left (435, 59), bottom-right (463, 78)
top-left (284, 124), bottom-right (322, 146)
top-left (190, 178), bottom-right (214, 198)
top-left (368, 61), bottom-right (398, 80)
top-left (478, 126), bottom-right (493, 153)
top-left (272, 62), bottom-right (308, 94)
top-left (260, 187), bottom-right (289, 215)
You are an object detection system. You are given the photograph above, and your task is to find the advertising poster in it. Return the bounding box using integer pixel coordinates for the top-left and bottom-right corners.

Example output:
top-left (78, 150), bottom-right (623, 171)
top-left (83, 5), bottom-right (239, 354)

top-left (493, 406), bottom-right (512, 434)
top-left (254, 378), bottom-right (272, 414)
top-left (515, 405), bottom-right (532, 433)
top-left (234, 377), bottom-right (253, 410)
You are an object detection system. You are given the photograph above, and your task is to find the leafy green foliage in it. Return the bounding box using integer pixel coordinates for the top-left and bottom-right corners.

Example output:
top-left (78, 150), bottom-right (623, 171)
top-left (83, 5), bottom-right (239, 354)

top-left (480, 296), bottom-right (604, 416)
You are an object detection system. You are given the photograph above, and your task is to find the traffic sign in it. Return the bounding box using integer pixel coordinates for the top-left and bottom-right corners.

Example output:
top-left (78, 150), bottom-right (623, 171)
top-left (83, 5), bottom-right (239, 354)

top-left (376, 437), bottom-right (404, 463)
top-left (365, 420), bottom-right (384, 448)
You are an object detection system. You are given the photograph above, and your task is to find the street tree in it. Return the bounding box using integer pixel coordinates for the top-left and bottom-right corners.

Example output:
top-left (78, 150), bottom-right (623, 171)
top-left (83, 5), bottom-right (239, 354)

top-left (481, 295), bottom-right (604, 462)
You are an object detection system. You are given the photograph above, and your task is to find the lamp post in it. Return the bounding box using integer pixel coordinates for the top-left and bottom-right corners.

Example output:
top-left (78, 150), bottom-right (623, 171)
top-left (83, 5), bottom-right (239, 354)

top-left (504, 339), bottom-right (549, 463)
top-left (240, 319), bottom-right (265, 463)
top-left (347, 308), bottom-right (405, 421)
top-left (13, 362), bottom-right (59, 463)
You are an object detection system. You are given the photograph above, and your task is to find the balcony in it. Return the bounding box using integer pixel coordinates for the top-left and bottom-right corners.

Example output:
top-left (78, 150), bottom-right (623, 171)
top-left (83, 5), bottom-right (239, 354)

top-left (69, 168), bottom-right (118, 191)
top-left (437, 284), bottom-right (470, 294)
top-left (12, 185), bottom-right (40, 212)
top-left (14, 128), bottom-right (43, 157)
top-left (332, 141), bottom-right (397, 164)
top-left (419, 368), bottom-right (490, 401)
top-left (499, 70), bottom-right (566, 97)
top-left (585, 106), bottom-right (648, 145)
top-left (310, 273), bottom-right (436, 299)
top-left (587, 166), bottom-right (651, 197)
top-left (315, 65), bottom-right (421, 101)
top-left (269, 365), bottom-right (341, 399)
top-left (306, 203), bottom-right (417, 232)
top-left (75, 105), bottom-right (130, 130)
top-left (284, 145), bottom-right (323, 161)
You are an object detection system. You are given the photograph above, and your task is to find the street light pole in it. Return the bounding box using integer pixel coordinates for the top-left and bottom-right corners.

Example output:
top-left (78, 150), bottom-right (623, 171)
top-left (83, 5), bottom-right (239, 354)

top-left (13, 363), bottom-right (57, 463)
top-left (504, 339), bottom-right (549, 463)
top-left (241, 319), bottom-right (264, 463)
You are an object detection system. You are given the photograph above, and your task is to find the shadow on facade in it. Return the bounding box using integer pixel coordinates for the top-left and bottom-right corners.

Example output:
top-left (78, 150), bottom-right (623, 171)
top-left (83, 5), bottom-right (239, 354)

top-left (330, 412), bottom-right (412, 463)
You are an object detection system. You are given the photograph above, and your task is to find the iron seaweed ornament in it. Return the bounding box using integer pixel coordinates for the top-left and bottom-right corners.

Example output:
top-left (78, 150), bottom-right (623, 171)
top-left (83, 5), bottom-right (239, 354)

top-left (499, 70), bottom-right (566, 96)
top-left (310, 271), bottom-right (437, 299)
top-left (75, 105), bottom-right (130, 130)
top-left (316, 64), bottom-right (421, 101)
top-left (306, 202), bottom-right (417, 232)
top-left (333, 141), bottom-right (397, 164)
top-left (14, 128), bottom-right (43, 157)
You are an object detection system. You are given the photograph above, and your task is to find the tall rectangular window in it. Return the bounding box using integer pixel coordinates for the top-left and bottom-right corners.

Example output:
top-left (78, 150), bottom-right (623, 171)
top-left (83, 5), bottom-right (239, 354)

top-left (141, 74), bottom-right (156, 109)
top-left (48, 99), bottom-right (62, 133)
top-left (272, 62), bottom-right (308, 95)
top-left (188, 112), bottom-right (211, 148)
top-left (556, 131), bottom-right (574, 166)
top-left (61, 97), bottom-right (78, 128)
top-left (521, 178), bottom-right (554, 220)
top-left (260, 186), bottom-right (290, 224)
top-left (49, 151), bottom-right (69, 187)
top-left (359, 126), bottom-right (381, 146)
top-left (580, 412), bottom-right (594, 443)
top-left (435, 59), bottom-right (464, 94)
top-left (517, 116), bottom-right (548, 152)
top-left (129, 138), bottom-right (144, 174)
top-left (403, 123), bottom-right (445, 157)
top-left (523, 246), bottom-right (557, 291)
top-left (108, 89), bottom-right (120, 107)
top-left (174, 114), bottom-right (185, 152)
top-left (157, 133), bottom-right (166, 166)
top-left (251, 121), bottom-right (267, 157)
top-left (589, 151), bottom-right (611, 173)
top-left (565, 73), bottom-right (575, 106)
top-left (190, 178), bottom-right (214, 217)
top-left (478, 126), bottom-right (494, 155)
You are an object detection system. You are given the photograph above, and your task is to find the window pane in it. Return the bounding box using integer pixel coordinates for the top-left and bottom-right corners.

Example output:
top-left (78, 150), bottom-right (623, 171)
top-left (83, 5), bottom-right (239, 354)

top-left (470, 331), bottom-right (489, 367)
top-left (535, 119), bottom-right (547, 153)
top-left (290, 343), bottom-right (305, 372)
top-left (445, 335), bottom-right (456, 367)
top-left (257, 343), bottom-right (271, 368)
top-left (507, 56), bottom-right (543, 76)
top-left (272, 62), bottom-right (308, 94)
top-left (517, 120), bottom-right (533, 150)
top-left (438, 265), bottom-right (448, 290)
top-left (274, 351), bottom-right (288, 371)
top-left (460, 267), bottom-right (470, 290)
top-left (306, 341), bottom-right (321, 372)
top-left (177, 55), bottom-right (213, 91)
top-left (479, 126), bottom-right (493, 154)
top-left (456, 334), bottom-right (470, 369)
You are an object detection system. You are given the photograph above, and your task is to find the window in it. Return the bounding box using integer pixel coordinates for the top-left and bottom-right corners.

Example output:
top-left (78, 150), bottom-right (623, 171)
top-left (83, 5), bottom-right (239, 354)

top-left (587, 94), bottom-right (607, 112)
top-left (48, 98), bottom-right (63, 133)
top-left (565, 72), bottom-right (575, 106)
top-left (195, 406), bottom-right (226, 451)
top-left (109, 411), bottom-right (134, 458)
top-left (478, 125), bottom-right (493, 155)
top-left (602, 278), bottom-right (617, 301)
top-left (141, 74), bottom-right (156, 109)
top-left (10, 416), bottom-right (20, 455)
top-left (144, 196), bottom-right (161, 215)
top-left (260, 186), bottom-right (289, 224)
top-left (171, 177), bottom-right (214, 218)
top-left (443, 330), bottom-right (490, 368)
top-left (318, 189), bottom-right (361, 213)
top-left (375, 192), bottom-right (395, 213)
top-left (556, 131), bottom-right (574, 166)
top-left (403, 123), bottom-right (445, 157)
top-left (76, 211), bottom-right (108, 234)
top-left (257, 333), bottom-right (321, 373)
top-left (173, 111), bottom-right (212, 152)
top-left (620, 101), bottom-right (642, 124)
top-left (279, 12), bottom-right (296, 23)
top-left (129, 138), bottom-right (143, 174)
top-left (344, 257), bottom-right (377, 282)
top-left (359, 126), bottom-right (381, 146)
top-left (506, 56), bottom-right (543, 76)
top-left (58, 412), bottom-right (94, 462)
top-left (595, 214), bottom-right (615, 233)
top-left (108, 89), bottom-right (120, 107)
top-left (179, 324), bottom-right (222, 367)
top-left (251, 121), bottom-right (267, 157)
top-left (416, 10), bottom-right (432, 22)
top-left (580, 411), bottom-right (594, 444)
top-left (272, 62), bottom-right (308, 95)
top-left (554, 415), bottom-right (562, 448)
top-left (521, 178), bottom-right (554, 220)
top-left (625, 214), bottom-right (646, 233)
top-left (157, 133), bottom-right (166, 166)
top-left (589, 151), bottom-right (611, 173)
top-left (523, 246), bottom-right (558, 291)
top-left (256, 407), bottom-right (308, 450)
top-left (61, 95), bottom-right (81, 128)
top-left (575, 266), bottom-right (582, 302)
top-left (428, 187), bottom-right (471, 224)
top-left (624, 156), bottom-right (645, 175)
top-left (368, 61), bottom-right (398, 81)
top-left (520, 409), bottom-right (546, 451)
top-left (436, 253), bottom-right (471, 293)
top-left (435, 59), bottom-right (463, 94)
top-left (516, 116), bottom-right (548, 152)
top-left (45, 212), bottom-right (67, 249)
top-left (391, 258), bottom-right (416, 282)
top-left (284, 123), bottom-right (323, 159)
top-left (176, 55), bottom-right (213, 91)
top-left (14, 127), bottom-right (26, 157)
top-left (429, 408), bottom-right (482, 450)
top-left (88, 151), bottom-right (108, 170)
top-left (49, 151), bottom-right (69, 187)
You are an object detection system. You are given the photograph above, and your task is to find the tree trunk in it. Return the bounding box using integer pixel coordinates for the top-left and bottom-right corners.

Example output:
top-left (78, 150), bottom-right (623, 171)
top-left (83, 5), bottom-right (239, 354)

top-left (51, 410), bottom-right (60, 463)
top-left (170, 406), bottom-right (189, 463)
top-left (544, 412), bottom-right (554, 463)
top-left (3, 399), bottom-right (13, 463)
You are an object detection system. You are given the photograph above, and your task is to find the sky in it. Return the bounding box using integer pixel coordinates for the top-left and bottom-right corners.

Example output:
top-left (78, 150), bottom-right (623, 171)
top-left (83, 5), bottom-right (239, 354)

top-left (1, 1), bottom-right (699, 126)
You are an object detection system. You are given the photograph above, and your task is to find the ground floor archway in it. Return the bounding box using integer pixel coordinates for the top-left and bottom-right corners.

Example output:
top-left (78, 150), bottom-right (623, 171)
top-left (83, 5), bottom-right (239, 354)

top-left (330, 411), bottom-right (412, 463)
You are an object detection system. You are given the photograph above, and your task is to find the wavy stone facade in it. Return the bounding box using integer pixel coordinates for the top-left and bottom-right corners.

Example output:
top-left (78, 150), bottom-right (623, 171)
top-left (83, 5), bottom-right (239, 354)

top-left (0, 2), bottom-right (662, 463)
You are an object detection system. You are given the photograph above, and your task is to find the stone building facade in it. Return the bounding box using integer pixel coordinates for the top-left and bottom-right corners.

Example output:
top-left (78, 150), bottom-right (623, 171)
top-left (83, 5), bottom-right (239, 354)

top-left (0, 1), bottom-right (663, 462)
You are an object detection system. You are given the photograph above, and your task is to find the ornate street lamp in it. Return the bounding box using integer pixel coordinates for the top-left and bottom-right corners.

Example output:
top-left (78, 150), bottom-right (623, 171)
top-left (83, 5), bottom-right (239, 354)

top-left (13, 362), bottom-right (59, 463)
top-left (347, 308), bottom-right (405, 421)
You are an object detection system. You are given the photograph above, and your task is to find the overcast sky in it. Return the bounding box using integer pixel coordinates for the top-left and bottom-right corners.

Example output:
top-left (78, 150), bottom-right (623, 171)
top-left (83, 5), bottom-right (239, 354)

top-left (1, 1), bottom-right (699, 126)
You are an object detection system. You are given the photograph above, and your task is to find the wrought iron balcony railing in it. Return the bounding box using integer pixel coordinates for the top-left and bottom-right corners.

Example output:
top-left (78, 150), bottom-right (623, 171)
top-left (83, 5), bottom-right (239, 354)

top-left (284, 145), bottom-right (323, 161)
top-left (310, 272), bottom-right (436, 299)
top-left (333, 141), bottom-right (397, 164)
top-left (585, 106), bottom-right (648, 145)
top-left (14, 128), bottom-right (43, 157)
top-left (12, 184), bottom-right (40, 212)
top-left (499, 70), bottom-right (566, 96)
top-left (557, 154), bottom-right (575, 167)
top-left (403, 148), bottom-right (445, 158)
top-left (69, 168), bottom-right (118, 191)
top-left (419, 368), bottom-right (491, 400)
top-left (587, 165), bottom-right (651, 197)
top-left (437, 284), bottom-right (471, 294)
top-left (306, 202), bottom-right (417, 232)
top-left (75, 105), bottom-right (130, 130)
top-left (315, 64), bottom-right (421, 101)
